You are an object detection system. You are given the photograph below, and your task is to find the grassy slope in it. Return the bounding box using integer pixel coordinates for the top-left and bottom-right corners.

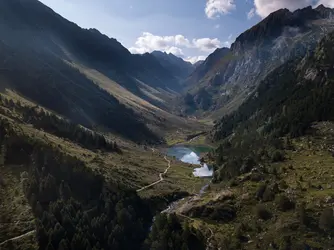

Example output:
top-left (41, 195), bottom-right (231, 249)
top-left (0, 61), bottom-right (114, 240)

top-left (0, 92), bottom-right (208, 248)
top-left (174, 123), bottom-right (334, 249)
top-left (67, 61), bottom-right (205, 137)
top-left (0, 165), bottom-right (37, 250)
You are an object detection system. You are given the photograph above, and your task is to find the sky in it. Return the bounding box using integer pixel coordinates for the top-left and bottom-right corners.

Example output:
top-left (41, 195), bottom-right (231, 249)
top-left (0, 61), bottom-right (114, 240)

top-left (39, 0), bottom-right (334, 63)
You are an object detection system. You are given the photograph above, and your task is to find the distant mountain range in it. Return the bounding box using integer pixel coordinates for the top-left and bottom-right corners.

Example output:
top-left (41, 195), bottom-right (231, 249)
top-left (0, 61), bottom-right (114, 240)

top-left (151, 51), bottom-right (195, 81)
top-left (2, 0), bottom-right (334, 145)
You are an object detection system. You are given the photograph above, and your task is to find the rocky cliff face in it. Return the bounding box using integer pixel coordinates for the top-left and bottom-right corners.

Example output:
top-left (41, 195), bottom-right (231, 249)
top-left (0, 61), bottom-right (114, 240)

top-left (183, 5), bottom-right (334, 117)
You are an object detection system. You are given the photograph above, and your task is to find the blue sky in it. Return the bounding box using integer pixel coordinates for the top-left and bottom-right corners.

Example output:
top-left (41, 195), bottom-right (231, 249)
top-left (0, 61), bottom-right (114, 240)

top-left (39, 0), bottom-right (334, 63)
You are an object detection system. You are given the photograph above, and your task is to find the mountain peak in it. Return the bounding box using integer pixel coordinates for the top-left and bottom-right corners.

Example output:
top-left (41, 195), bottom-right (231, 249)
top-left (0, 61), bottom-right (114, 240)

top-left (316, 4), bottom-right (329, 11)
top-left (231, 5), bottom-right (334, 52)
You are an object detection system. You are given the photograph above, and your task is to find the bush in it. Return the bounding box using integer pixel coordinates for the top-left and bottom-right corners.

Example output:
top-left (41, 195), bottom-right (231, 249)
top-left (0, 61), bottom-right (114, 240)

top-left (319, 208), bottom-right (334, 231)
top-left (240, 157), bottom-right (256, 174)
top-left (250, 173), bottom-right (264, 182)
top-left (229, 178), bottom-right (239, 187)
top-left (209, 204), bottom-right (236, 222)
top-left (262, 187), bottom-right (276, 202)
top-left (297, 203), bottom-right (309, 226)
top-left (271, 150), bottom-right (285, 162)
top-left (255, 205), bottom-right (272, 220)
top-left (276, 195), bottom-right (295, 211)
top-left (234, 223), bottom-right (248, 242)
top-left (256, 184), bottom-right (267, 200)
top-left (279, 180), bottom-right (289, 190)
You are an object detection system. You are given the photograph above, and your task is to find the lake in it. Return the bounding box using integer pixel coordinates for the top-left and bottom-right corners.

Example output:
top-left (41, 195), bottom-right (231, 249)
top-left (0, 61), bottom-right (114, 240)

top-left (166, 146), bottom-right (213, 177)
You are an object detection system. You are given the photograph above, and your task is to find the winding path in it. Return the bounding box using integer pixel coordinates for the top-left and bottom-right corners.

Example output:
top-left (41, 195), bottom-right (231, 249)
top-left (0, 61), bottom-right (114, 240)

top-left (136, 156), bottom-right (171, 192)
top-left (206, 227), bottom-right (214, 250)
top-left (0, 230), bottom-right (35, 246)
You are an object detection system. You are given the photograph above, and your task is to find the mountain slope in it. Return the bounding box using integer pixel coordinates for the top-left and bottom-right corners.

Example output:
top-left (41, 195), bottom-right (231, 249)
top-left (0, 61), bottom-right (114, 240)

top-left (182, 5), bottom-right (334, 117)
top-left (0, 0), bottom-right (199, 142)
top-left (151, 51), bottom-right (194, 81)
top-left (171, 29), bottom-right (334, 250)
top-left (0, 0), bottom-right (182, 97)
top-left (212, 29), bottom-right (334, 142)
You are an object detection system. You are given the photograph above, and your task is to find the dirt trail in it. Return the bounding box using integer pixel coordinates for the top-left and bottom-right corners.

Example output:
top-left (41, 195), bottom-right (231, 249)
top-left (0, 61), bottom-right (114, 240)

top-left (0, 230), bottom-right (35, 246)
top-left (206, 227), bottom-right (214, 250)
top-left (136, 156), bottom-right (171, 192)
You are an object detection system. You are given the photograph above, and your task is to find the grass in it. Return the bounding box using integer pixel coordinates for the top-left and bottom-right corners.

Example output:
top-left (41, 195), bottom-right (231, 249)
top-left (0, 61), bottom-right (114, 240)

top-left (0, 97), bottom-right (210, 248)
top-left (67, 61), bottom-right (203, 137)
top-left (0, 165), bottom-right (37, 249)
top-left (0, 87), bottom-right (214, 248)
top-left (173, 124), bottom-right (334, 249)
top-left (0, 106), bottom-right (206, 198)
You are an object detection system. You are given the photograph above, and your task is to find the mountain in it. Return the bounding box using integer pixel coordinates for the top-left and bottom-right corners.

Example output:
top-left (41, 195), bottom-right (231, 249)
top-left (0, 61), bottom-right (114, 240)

top-left (182, 5), bottom-right (334, 117)
top-left (173, 29), bottom-right (334, 250)
top-left (193, 60), bottom-right (204, 68)
top-left (212, 28), bottom-right (334, 143)
top-left (0, 0), bottom-right (183, 96)
top-left (151, 51), bottom-right (195, 81)
top-left (184, 47), bottom-right (230, 88)
top-left (0, 0), bottom-right (198, 143)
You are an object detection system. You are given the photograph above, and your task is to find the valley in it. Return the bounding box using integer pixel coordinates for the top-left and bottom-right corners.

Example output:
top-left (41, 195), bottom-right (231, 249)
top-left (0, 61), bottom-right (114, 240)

top-left (1, 1), bottom-right (334, 250)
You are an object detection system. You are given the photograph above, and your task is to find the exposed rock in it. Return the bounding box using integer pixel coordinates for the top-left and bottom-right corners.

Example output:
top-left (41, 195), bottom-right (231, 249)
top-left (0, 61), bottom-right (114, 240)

top-left (213, 190), bottom-right (234, 202)
top-left (182, 6), bottom-right (334, 116)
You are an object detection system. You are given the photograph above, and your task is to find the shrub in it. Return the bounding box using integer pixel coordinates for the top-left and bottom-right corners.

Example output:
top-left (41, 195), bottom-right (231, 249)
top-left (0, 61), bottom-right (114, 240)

top-left (262, 187), bottom-right (276, 202)
top-left (276, 195), bottom-right (295, 211)
top-left (271, 150), bottom-right (285, 162)
top-left (279, 180), bottom-right (289, 190)
top-left (234, 223), bottom-right (248, 242)
top-left (319, 208), bottom-right (334, 231)
top-left (297, 202), bottom-right (309, 226)
top-left (255, 205), bottom-right (272, 220)
top-left (240, 156), bottom-right (256, 174)
top-left (210, 204), bottom-right (236, 222)
top-left (229, 178), bottom-right (239, 187)
top-left (250, 173), bottom-right (264, 182)
top-left (255, 184), bottom-right (267, 200)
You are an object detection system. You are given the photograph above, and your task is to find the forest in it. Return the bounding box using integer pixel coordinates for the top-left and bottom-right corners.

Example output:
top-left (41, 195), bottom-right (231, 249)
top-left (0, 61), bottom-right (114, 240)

top-left (0, 118), bottom-right (152, 249)
top-left (211, 31), bottom-right (334, 183)
top-left (0, 116), bottom-right (205, 250)
top-left (0, 95), bottom-right (120, 152)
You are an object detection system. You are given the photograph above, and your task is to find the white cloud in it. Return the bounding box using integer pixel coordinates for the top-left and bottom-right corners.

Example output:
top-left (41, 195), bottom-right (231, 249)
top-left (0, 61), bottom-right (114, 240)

top-left (205, 0), bottom-right (236, 19)
top-left (253, 0), bottom-right (334, 19)
top-left (166, 46), bottom-right (184, 56)
top-left (174, 35), bottom-right (191, 47)
top-left (129, 33), bottom-right (228, 64)
top-left (185, 56), bottom-right (206, 64)
top-left (129, 32), bottom-right (223, 56)
top-left (214, 24), bottom-right (220, 29)
top-left (192, 38), bottom-right (222, 51)
top-left (129, 32), bottom-right (184, 54)
top-left (247, 7), bottom-right (256, 19)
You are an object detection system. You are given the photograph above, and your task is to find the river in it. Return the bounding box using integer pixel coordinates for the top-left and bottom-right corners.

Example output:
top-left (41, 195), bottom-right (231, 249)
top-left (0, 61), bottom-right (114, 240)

top-left (150, 146), bottom-right (214, 229)
top-left (160, 146), bottom-right (214, 213)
